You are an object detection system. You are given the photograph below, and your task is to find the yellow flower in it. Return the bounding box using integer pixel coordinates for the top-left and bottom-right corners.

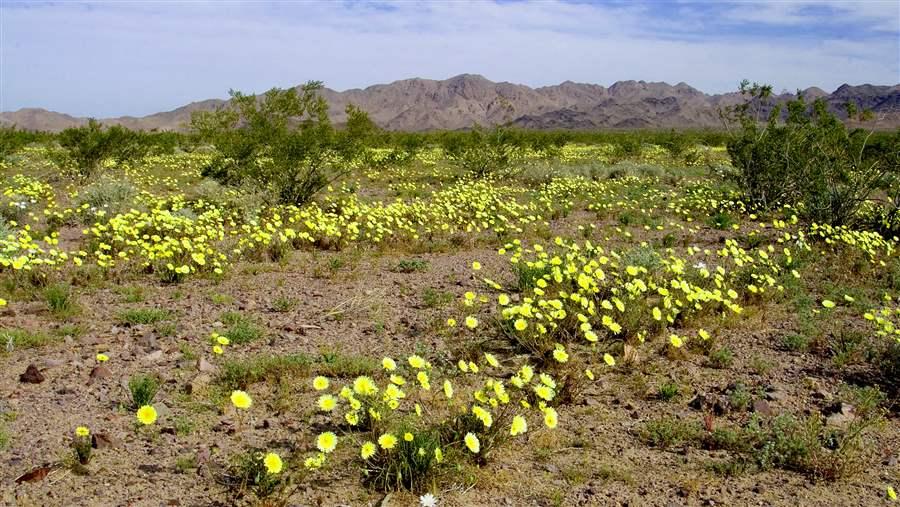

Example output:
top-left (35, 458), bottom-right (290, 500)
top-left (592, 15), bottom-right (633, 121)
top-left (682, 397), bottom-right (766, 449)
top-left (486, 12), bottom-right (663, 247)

top-left (212, 345), bottom-right (224, 355)
top-left (317, 432), bottom-right (338, 453)
top-left (510, 415), bottom-right (527, 436)
top-left (552, 345), bottom-right (569, 363)
top-left (464, 432), bottom-right (480, 453)
top-left (75, 426), bottom-right (90, 437)
top-left (443, 380), bottom-right (454, 399)
top-left (484, 353), bottom-right (499, 367)
top-left (698, 329), bottom-right (710, 340)
top-left (543, 407), bottom-right (558, 429)
top-left (382, 357), bottom-right (397, 371)
top-left (216, 335), bottom-right (230, 346)
top-left (434, 447), bottom-right (443, 462)
top-left (465, 316), bottom-right (478, 329)
top-left (888, 486), bottom-right (897, 501)
top-left (416, 371), bottom-right (431, 390)
top-left (230, 390), bottom-right (252, 409)
top-left (378, 433), bottom-right (397, 450)
top-left (136, 405), bottom-right (158, 425)
top-left (95, 353), bottom-right (109, 362)
top-left (318, 395), bottom-right (337, 412)
top-left (603, 353), bottom-right (615, 366)
top-left (404, 432), bottom-right (414, 442)
top-left (303, 454), bottom-right (325, 470)
top-left (669, 335), bottom-right (683, 348)
top-left (534, 384), bottom-right (554, 401)
top-left (472, 261), bottom-right (481, 270)
top-left (263, 452), bottom-right (283, 474)
top-left (514, 319), bottom-right (527, 331)
top-left (345, 411), bottom-right (359, 425)
top-left (407, 355), bottom-right (426, 369)
top-left (447, 318), bottom-right (456, 327)
top-left (585, 369), bottom-right (595, 380)
top-left (498, 294), bottom-right (510, 306)
top-left (360, 441), bottom-right (376, 459)
top-left (312, 376), bottom-right (329, 390)
top-left (472, 405), bottom-right (493, 427)
top-left (822, 299), bottom-right (836, 309)
top-left (353, 376), bottom-right (378, 396)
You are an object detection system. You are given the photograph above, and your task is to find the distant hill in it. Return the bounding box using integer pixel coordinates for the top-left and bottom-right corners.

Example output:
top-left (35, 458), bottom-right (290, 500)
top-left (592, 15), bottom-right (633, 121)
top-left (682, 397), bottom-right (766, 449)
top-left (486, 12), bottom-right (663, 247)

top-left (2, 75), bottom-right (898, 132)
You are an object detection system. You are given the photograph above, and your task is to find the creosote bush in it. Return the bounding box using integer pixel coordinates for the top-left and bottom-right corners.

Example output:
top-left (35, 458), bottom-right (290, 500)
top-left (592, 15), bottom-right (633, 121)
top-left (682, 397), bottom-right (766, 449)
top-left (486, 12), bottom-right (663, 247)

top-left (722, 80), bottom-right (897, 228)
top-left (191, 83), bottom-right (376, 206)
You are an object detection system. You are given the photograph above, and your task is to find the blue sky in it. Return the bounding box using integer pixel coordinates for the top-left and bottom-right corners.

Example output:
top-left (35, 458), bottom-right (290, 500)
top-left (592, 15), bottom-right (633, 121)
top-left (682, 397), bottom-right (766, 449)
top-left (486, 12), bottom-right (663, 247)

top-left (2, 1), bottom-right (898, 117)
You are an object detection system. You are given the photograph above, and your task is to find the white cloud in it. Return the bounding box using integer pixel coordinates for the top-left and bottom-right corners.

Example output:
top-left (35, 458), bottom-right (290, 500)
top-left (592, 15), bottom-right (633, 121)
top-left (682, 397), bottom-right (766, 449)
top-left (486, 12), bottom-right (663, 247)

top-left (1, 1), bottom-right (897, 117)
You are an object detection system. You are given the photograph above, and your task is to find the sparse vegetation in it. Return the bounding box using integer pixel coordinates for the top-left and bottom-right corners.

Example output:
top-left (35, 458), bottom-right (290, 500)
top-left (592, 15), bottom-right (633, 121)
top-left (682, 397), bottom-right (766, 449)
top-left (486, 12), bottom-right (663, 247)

top-left (0, 108), bottom-right (897, 506)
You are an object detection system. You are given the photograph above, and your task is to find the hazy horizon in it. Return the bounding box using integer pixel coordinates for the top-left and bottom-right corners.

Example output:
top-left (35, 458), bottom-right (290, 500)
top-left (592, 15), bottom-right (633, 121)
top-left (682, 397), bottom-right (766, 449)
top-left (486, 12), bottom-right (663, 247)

top-left (2, 0), bottom-right (899, 118)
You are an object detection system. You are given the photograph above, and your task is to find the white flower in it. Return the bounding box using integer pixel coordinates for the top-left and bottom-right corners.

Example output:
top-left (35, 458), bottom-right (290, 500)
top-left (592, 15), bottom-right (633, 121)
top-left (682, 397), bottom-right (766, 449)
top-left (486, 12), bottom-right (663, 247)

top-left (693, 261), bottom-right (707, 270)
top-left (419, 493), bottom-right (437, 507)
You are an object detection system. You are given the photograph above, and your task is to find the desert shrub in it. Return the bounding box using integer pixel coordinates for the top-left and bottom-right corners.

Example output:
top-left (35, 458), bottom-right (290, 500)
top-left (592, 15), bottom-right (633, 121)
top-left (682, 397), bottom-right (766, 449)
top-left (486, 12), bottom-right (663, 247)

top-left (54, 120), bottom-right (147, 179)
top-left (393, 258), bottom-right (428, 273)
top-left (722, 81), bottom-right (895, 227)
top-left (117, 308), bottom-right (172, 325)
top-left (224, 449), bottom-right (291, 502)
top-left (0, 127), bottom-right (46, 159)
top-left (191, 83), bottom-right (375, 206)
top-left (74, 177), bottom-right (138, 221)
top-left (443, 125), bottom-right (521, 178)
top-left (641, 417), bottom-right (703, 449)
top-left (128, 374), bottom-right (160, 408)
top-left (44, 283), bottom-right (78, 317)
top-left (611, 137), bottom-right (643, 162)
top-left (220, 311), bottom-right (265, 344)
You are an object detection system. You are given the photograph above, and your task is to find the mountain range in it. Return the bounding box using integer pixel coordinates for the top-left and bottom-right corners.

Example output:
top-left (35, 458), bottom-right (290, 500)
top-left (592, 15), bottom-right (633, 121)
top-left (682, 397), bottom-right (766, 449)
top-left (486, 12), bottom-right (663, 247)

top-left (2, 74), bottom-right (899, 132)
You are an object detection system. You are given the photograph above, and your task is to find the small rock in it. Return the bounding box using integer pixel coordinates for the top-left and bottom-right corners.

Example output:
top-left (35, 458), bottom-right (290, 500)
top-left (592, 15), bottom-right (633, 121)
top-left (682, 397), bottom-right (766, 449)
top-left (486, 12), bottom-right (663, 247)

top-left (812, 388), bottom-right (832, 401)
top-left (80, 335), bottom-right (101, 346)
top-left (40, 358), bottom-right (66, 369)
top-left (825, 403), bottom-right (856, 428)
top-left (765, 390), bottom-right (786, 402)
top-left (155, 401), bottom-right (172, 419)
top-left (713, 400), bottom-right (727, 416)
top-left (56, 385), bottom-right (77, 395)
top-left (688, 394), bottom-right (708, 410)
top-left (144, 350), bottom-right (164, 362)
top-left (542, 463), bottom-right (560, 474)
top-left (752, 400), bottom-right (774, 417)
top-left (19, 364), bottom-right (45, 384)
top-left (137, 331), bottom-right (158, 351)
top-left (138, 464), bottom-right (164, 474)
top-left (89, 365), bottom-right (112, 380)
top-left (197, 358), bottom-right (217, 373)
top-left (188, 374), bottom-right (211, 394)
top-left (91, 432), bottom-right (120, 449)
